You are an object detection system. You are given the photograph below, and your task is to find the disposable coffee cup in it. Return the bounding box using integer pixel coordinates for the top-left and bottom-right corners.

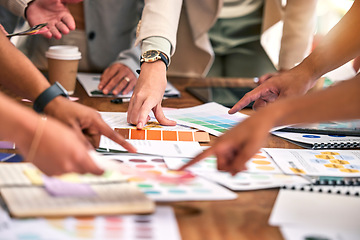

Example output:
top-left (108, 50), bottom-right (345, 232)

top-left (46, 45), bottom-right (81, 95)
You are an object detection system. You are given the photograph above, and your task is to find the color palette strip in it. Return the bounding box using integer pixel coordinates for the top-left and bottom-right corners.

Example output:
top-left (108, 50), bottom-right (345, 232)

top-left (115, 128), bottom-right (210, 142)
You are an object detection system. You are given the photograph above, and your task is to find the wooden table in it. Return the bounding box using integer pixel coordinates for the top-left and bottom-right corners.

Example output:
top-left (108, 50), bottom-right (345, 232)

top-left (72, 76), bottom-right (302, 240)
top-left (1, 76), bottom-right (302, 240)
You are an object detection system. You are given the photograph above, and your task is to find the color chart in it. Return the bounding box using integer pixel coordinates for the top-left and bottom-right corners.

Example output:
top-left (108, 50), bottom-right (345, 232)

top-left (103, 154), bottom-right (237, 201)
top-left (164, 102), bottom-right (249, 136)
top-left (163, 150), bottom-right (309, 191)
top-left (115, 128), bottom-right (210, 142)
top-left (196, 172), bottom-right (309, 191)
top-left (164, 149), bottom-right (283, 174)
top-left (0, 206), bottom-right (181, 240)
top-left (99, 138), bottom-right (202, 157)
top-left (264, 148), bottom-right (360, 177)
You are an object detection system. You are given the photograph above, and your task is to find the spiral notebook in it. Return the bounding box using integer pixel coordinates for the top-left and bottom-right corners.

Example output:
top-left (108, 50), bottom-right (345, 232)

top-left (277, 120), bottom-right (360, 136)
top-left (272, 131), bottom-right (360, 149)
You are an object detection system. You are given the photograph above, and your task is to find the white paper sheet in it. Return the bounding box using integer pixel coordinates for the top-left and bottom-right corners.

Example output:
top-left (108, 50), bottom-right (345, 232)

top-left (269, 189), bottom-right (360, 229)
top-left (78, 72), bottom-right (180, 98)
top-left (264, 148), bottom-right (360, 177)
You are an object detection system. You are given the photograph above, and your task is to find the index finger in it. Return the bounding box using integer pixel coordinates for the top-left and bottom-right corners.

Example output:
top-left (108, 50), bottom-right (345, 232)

top-left (228, 86), bottom-right (266, 114)
top-left (177, 147), bottom-right (214, 171)
top-left (93, 117), bottom-right (137, 153)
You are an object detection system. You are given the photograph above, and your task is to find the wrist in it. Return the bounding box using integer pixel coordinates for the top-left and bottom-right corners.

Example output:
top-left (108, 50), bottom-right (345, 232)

top-left (24, 0), bottom-right (35, 19)
top-left (33, 82), bottom-right (69, 113)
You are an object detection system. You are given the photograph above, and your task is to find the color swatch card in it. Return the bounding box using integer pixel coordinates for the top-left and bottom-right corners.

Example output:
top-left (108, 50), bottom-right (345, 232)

top-left (163, 150), bottom-right (309, 191)
top-left (195, 172), bottom-right (309, 191)
top-left (164, 149), bottom-right (283, 174)
top-left (115, 128), bottom-right (210, 142)
top-left (102, 154), bottom-right (237, 201)
top-left (164, 102), bottom-right (249, 136)
top-left (78, 72), bottom-right (180, 98)
top-left (0, 206), bottom-right (181, 240)
top-left (264, 148), bottom-right (360, 177)
top-left (99, 138), bottom-right (202, 158)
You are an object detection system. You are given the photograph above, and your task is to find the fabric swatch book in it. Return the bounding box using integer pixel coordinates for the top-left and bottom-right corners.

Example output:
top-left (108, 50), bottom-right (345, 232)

top-left (0, 163), bottom-right (155, 218)
top-left (272, 131), bottom-right (360, 149)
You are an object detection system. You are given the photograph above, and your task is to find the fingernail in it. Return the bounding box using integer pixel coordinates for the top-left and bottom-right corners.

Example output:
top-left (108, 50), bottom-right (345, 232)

top-left (137, 122), bottom-right (143, 129)
top-left (253, 77), bottom-right (259, 83)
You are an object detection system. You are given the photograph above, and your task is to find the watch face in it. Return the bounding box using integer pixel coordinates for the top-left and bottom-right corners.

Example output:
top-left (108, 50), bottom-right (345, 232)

top-left (142, 50), bottom-right (160, 60)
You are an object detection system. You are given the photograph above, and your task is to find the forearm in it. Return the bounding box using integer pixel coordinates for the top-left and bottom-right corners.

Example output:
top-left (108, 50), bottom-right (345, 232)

top-left (278, 0), bottom-right (317, 70)
top-left (297, 0), bottom-right (360, 79)
top-left (0, 92), bottom-right (37, 147)
top-left (267, 76), bottom-right (360, 127)
top-left (0, 32), bottom-right (50, 100)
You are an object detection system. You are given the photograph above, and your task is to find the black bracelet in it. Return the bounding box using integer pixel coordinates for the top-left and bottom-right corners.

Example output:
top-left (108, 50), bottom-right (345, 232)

top-left (33, 82), bottom-right (69, 113)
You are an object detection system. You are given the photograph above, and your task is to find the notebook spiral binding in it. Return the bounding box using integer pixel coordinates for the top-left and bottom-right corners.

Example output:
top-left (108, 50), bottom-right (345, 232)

top-left (282, 178), bottom-right (360, 197)
top-left (312, 141), bottom-right (360, 149)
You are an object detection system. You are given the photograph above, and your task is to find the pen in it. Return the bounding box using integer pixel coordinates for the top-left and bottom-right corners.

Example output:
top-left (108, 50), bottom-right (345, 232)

top-left (253, 77), bottom-right (259, 84)
top-left (110, 98), bottom-right (131, 104)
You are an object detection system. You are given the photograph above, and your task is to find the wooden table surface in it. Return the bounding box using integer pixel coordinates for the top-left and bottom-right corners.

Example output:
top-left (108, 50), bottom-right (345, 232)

top-left (3, 76), bottom-right (302, 240)
top-left (73, 76), bottom-right (302, 240)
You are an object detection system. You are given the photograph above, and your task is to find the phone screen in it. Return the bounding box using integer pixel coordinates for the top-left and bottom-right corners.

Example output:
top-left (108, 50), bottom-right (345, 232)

top-left (186, 86), bottom-right (254, 108)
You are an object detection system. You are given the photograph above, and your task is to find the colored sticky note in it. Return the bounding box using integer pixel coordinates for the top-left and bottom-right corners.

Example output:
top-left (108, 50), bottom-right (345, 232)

top-left (43, 176), bottom-right (96, 197)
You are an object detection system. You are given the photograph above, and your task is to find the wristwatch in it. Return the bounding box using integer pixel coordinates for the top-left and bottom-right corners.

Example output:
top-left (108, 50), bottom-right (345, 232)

top-left (33, 82), bottom-right (69, 113)
top-left (140, 50), bottom-right (169, 69)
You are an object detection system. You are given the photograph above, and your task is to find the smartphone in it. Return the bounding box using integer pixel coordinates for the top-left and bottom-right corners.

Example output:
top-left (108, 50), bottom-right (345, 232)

top-left (186, 86), bottom-right (254, 108)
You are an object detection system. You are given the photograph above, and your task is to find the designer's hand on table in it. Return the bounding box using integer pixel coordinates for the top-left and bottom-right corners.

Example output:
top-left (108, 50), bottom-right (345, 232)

top-left (127, 62), bottom-right (176, 129)
top-left (99, 63), bottom-right (137, 95)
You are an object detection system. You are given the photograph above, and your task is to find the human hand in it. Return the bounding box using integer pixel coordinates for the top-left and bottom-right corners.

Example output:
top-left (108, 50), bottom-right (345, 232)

top-left (25, 0), bottom-right (82, 39)
top-left (0, 24), bottom-right (8, 35)
top-left (99, 63), bottom-right (137, 95)
top-left (179, 107), bottom-right (278, 175)
top-left (44, 97), bottom-right (136, 152)
top-left (229, 68), bottom-right (315, 113)
top-left (127, 61), bottom-right (176, 129)
top-left (18, 116), bottom-right (104, 176)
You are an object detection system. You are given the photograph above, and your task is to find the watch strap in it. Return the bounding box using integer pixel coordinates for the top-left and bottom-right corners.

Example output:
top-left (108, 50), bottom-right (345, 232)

top-left (33, 82), bottom-right (69, 113)
top-left (140, 51), bottom-right (169, 69)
